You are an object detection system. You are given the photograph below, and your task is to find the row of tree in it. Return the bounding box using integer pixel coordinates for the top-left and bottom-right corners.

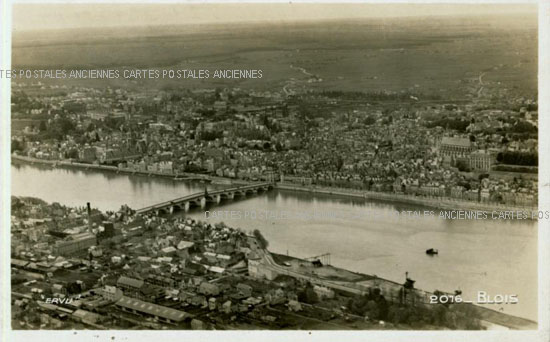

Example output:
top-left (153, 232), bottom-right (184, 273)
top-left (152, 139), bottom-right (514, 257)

top-left (496, 151), bottom-right (538, 166)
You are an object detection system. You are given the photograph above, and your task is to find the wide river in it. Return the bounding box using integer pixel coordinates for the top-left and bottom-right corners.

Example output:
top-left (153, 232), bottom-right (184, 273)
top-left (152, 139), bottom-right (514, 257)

top-left (11, 163), bottom-right (537, 321)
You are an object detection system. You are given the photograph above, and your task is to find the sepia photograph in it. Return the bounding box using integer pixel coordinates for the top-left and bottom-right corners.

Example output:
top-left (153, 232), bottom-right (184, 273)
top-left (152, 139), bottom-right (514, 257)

top-left (2, 1), bottom-right (549, 340)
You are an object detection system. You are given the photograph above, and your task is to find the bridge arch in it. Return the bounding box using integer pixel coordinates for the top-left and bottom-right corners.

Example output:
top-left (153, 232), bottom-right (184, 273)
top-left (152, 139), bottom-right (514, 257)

top-left (171, 204), bottom-right (184, 213)
top-left (155, 208), bottom-right (169, 216)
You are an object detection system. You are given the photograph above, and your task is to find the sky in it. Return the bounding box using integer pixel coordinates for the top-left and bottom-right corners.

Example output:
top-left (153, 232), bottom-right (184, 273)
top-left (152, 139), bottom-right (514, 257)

top-left (13, 3), bottom-right (537, 31)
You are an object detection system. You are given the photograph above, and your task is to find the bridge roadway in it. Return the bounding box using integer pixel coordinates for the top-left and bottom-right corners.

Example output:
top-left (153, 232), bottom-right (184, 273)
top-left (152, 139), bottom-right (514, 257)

top-left (135, 182), bottom-right (274, 215)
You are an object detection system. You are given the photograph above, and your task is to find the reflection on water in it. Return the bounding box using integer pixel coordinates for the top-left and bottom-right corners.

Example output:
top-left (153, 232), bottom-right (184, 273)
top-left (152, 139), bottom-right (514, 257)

top-left (11, 163), bottom-right (537, 321)
top-left (11, 163), bottom-right (217, 211)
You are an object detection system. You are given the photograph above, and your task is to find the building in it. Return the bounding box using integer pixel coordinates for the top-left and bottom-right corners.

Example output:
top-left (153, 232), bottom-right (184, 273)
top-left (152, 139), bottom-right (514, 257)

top-left (222, 300), bottom-right (232, 314)
top-left (72, 309), bottom-right (104, 325)
top-left (313, 285), bottom-right (335, 299)
top-left (469, 150), bottom-right (494, 171)
top-left (98, 221), bottom-right (115, 238)
top-left (146, 275), bottom-right (176, 288)
top-left (116, 276), bottom-right (160, 301)
top-left (439, 137), bottom-right (473, 158)
top-left (248, 259), bottom-right (278, 280)
top-left (54, 232), bottom-right (97, 256)
top-left (117, 276), bottom-right (144, 292)
top-left (199, 282), bottom-right (220, 296)
top-left (419, 184), bottom-right (446, 197)
top-left (288, 300), bottom-right (302, 312)
top-left (11, 258), bottom-right (29, 269)
top-left (208, 297), bottom-right (217, 311)
top-left (115, 296), bottom-right (192, 324)
top-left (236, 283), bottom-right (253, 298)
top-left (97, 285), bottom-right (123, 302)
top-left (190, 319), bottom-right (205, 330)
top-left (79, 146), bottom-right (97, 163)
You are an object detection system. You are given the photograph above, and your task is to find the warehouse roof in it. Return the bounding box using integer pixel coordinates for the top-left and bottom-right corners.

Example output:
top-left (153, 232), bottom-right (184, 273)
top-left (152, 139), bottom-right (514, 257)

top-left (117, 276), bottom-right (144, 289)
top-left (115, 296), bottom-right (192, 322)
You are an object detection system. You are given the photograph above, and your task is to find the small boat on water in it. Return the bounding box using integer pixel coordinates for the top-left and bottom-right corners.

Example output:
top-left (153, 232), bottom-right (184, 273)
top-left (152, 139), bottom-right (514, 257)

top-left (426, 248), bottom-right (439, 255)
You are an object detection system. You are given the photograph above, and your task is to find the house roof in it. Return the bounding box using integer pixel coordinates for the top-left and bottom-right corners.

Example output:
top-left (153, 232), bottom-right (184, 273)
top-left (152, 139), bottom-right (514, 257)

top-left (177, 240), bottom-right (194, 250)
top-left (237, 283), bottom-right (252, 291)
top-left (161, 246), bottom-right (177, 253)
top-left (11, 258), bottom-right (29, 267)
top-left (204, 265), bottom-right (225, 273)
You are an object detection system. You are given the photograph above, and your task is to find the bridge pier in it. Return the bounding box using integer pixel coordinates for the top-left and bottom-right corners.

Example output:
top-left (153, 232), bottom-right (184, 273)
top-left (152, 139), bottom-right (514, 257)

top-left (160, 208), bottom-right (169, 215)
top-left (220, 192), bottom-right (234, 200)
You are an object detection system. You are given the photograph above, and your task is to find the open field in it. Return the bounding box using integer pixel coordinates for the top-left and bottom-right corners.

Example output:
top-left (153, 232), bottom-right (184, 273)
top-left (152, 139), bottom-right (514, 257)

top-left (12, 15), bottom-right (537, 97)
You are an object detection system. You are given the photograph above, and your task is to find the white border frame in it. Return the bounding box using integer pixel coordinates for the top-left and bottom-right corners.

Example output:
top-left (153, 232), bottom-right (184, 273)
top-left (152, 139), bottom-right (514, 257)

top-left (1, 1), bottom-right (548, 341)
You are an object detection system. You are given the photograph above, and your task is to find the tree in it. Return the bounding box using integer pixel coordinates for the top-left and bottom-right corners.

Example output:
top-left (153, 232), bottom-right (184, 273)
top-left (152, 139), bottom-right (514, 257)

top-left (455, 160), bottom-right (470, 172)
top-left (66, 282), bottom-right (82, 294)
top-left (11, 139), bottom-right (24, 153)
top-left (253, 229), bottom-right (269, 249)
top-left (46, 117), bottom-right (76, 140)
top-left (377, 296), bottom-right (389, 320)
top-left (66, 149), bottom-right (79, 159)
top-left (38, 121), bottom-right (47, 132)
top-left (497, 151), bottom-right (537, 166)
top-left (364, 116), bottom-right (376, 126)
top-left (511, 121), bottom-right (536, 133)
top-left (366, 300), bottom-right (380, 320)
top-left (348, 294), bottom-right (369, 315)
top-left (335, 155), bottom-right (344, 171)
top-left (298, 283), bottom-right (319, 304)
top-left (478, 173), bottom-right (490, 181)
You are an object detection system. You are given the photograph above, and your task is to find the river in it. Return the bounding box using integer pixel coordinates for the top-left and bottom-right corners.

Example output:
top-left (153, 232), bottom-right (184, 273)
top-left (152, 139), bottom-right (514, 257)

top-left (11, 162), bottom-right (538, 321)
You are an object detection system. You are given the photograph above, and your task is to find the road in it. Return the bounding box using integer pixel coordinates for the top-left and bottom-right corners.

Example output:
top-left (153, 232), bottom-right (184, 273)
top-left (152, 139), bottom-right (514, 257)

top-left (256, 248), bottom-right (369, 296)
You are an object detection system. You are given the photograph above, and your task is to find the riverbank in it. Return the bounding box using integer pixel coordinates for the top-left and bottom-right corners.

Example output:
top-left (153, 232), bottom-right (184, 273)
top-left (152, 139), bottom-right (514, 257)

top-left (268, 251), bottom-right (537, 330)
top-left (11, 154), bottom-right (248, 185)
top-left (11, 154), bottom-right (538, 216)
top-left (277, 183), bottom-right (538, 217)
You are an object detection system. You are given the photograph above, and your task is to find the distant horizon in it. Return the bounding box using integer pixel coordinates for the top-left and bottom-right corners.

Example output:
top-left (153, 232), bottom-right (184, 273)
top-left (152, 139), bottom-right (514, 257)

top-left (13, 3), bottom-right (537, 32)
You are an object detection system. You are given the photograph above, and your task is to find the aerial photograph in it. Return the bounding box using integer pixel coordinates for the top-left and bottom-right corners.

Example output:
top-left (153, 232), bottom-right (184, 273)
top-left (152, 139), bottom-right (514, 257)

top-left (9, 3), bottom-right (539, 331)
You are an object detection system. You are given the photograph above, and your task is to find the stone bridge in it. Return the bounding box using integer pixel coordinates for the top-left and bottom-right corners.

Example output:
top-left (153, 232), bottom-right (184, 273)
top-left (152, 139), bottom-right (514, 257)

top-left (135, 182), bottom-right (275, 215)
